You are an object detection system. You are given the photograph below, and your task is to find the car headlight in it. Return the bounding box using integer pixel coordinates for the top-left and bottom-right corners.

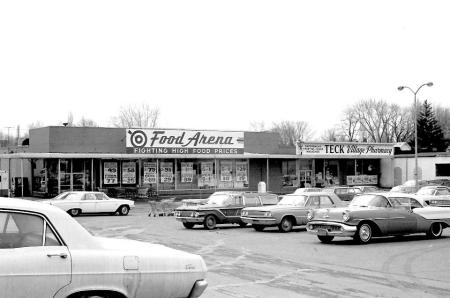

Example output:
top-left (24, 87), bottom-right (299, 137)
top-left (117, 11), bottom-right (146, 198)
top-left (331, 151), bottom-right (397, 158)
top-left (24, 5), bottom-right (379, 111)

top-left (307, 210), bottom-right (314, 220)
top-left (263, 211), bottom-right (272, 217)
top-left (342, 211), bottom-right (350, 222)
top-left (242, 210), bottom-right (248, 216)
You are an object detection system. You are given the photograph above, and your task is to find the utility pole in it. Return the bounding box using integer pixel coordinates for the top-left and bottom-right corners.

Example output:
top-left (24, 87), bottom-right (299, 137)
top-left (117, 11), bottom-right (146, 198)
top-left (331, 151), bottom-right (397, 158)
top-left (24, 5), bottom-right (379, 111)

top-left (4, 126), bottom-right (13, 149)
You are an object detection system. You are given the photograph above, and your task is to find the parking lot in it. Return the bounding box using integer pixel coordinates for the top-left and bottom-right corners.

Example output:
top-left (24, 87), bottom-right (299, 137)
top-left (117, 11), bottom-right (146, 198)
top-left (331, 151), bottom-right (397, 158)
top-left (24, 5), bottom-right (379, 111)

top-left (76, 202), bottom-right (450, 298)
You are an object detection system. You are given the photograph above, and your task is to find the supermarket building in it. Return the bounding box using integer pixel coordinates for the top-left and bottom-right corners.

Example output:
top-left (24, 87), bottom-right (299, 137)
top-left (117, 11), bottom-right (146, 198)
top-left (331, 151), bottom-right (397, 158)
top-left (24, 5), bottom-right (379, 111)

top-left (0, 126), bottom-right (400, 198)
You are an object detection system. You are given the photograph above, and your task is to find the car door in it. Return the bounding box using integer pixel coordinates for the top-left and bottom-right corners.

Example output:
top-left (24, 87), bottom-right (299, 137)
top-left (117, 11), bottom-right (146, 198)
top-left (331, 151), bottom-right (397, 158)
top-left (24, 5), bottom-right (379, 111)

top-left (0, 211), bottom-right (71, 298)
top-left (219, 195), bottom-right (243, 223)
top-left (94, 192), bottom-right (117, 213)
top-left (387, 197), bottom-right (418, 234)
top-left (81, 193), bottom-right (98, 213)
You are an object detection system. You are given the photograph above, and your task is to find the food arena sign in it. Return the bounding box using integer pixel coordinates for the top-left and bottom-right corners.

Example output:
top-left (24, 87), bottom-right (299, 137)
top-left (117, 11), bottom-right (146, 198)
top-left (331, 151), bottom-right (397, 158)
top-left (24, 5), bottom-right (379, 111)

top-left (296, 142), bottom-right (394, 157)
top-left (126, 129), bottom-right (244, 154)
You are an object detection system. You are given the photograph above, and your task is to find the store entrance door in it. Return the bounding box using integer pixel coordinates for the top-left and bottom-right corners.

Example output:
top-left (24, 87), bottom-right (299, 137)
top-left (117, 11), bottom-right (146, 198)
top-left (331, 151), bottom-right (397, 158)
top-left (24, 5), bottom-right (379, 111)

top-left (299, 170), bottom-right (313, 188)
top-left (72, 173), bottom-right (85, 191)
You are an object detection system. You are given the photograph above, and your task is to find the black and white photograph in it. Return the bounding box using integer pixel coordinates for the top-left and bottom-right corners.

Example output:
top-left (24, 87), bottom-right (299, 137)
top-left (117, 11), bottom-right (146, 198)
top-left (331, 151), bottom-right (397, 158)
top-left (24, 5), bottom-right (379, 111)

top-left (1, 1), bottom-right (450, 297)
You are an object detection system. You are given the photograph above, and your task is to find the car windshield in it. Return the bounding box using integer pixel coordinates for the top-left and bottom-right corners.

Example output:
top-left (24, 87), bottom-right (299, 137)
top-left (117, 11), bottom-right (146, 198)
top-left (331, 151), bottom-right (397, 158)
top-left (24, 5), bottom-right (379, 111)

top-left (52, 192), bottom-right (73, 200)
top-left (278, 195), bottom-right (307, 206)
top-left (207, 194), bottom-right (231, 205)
top-left (349, 194), bottom-right (390, 208)
top-left (417, 188), bottom-right (435, 195)
top-left (59, 193), bottom-right (84, 201)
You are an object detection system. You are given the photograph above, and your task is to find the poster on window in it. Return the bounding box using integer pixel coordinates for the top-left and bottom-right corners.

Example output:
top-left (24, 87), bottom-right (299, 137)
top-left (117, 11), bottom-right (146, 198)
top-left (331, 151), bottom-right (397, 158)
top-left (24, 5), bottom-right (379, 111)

top-left (160, 162), bottom-right (173, 183)
top-left (104, 162), bottom-right (118, 184)
top-left (0, 170), bottom-right (8, 190)
top-left (181, 162), bottom-right (194, 183)
top-left (199, 162), bottom-right (214, 187)
top-left (220, 161), bottom-right (233, 182)
top-left (235, 161), bottom-right (248, 182)
top-left (122, 162), bottom-right (136, 184)
top-left (143, 162), bottom-right (157, 184)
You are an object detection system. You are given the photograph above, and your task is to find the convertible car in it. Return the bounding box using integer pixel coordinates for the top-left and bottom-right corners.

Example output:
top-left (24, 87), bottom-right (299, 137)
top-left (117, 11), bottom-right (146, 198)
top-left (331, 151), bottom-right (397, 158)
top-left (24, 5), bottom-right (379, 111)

top-left (0, 198), bottom-right (208, 298)
top-left (306, 192), bottom-right (450, 244)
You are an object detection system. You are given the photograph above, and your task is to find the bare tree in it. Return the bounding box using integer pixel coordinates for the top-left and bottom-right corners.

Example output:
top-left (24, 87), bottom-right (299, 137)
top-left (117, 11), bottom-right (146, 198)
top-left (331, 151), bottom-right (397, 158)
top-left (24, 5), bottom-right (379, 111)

top-left (249, 121), bottom-right (267, 131)
top-left (387, 105), bottom-right (414, 142)
top-left (111, 103), bottom-right (160, 128)
top-left (321, 127), bottom-right (344, 142)
top-left (77, 117), bottom-right (98, 127)
top-left (340, 107), bottom-right (359, 141)
top-left (271, 121), bottom-right (313, 146)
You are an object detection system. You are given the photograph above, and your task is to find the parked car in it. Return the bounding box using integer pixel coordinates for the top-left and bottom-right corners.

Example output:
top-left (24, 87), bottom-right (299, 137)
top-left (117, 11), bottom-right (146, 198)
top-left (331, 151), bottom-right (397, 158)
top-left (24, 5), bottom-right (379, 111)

top-left (180, 198), bottom-right (209, 207)
top-left (306, 192), bottom-right (450, 244)
top-left (321, 186), bottom-right (362, 201)
top-left (241, 192), bottom-right (345, 232)
top-left (390, 180), bottom-right (439, 193)
top-left (0, 198), bottom-right (208, 298)
top-left (293, 187), bottom-right (322, 194)
top-left (174, 191), bottom-right (279, 230)
top-left (415, 186), bottom-right (450, 207)
top-left (42, 191), bottom-right (135, 216)
top-left (355, 185), bottom-right (381, 193)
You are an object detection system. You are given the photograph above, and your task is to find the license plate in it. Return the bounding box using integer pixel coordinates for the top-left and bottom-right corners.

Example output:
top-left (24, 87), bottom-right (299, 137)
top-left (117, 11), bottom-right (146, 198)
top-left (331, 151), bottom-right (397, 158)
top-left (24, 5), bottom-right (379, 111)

top-left (317, 229), bottom-right (328, 236)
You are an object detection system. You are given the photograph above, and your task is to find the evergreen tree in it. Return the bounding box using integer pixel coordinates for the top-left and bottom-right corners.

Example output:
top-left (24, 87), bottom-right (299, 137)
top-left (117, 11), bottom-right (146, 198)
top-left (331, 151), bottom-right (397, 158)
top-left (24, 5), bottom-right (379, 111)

top-left (416, 100), bottom-right (447, 152)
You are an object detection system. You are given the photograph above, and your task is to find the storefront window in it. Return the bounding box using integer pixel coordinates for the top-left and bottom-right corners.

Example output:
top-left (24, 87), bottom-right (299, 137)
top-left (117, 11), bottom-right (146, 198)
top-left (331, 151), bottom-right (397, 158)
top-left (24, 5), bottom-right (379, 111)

top-left (103, 161), bottom-right (119, 185)
top-left (159, 160), bottom-right (175, 190)
top-left (199, 160), bottom-right (215, 189)
top-left (142, 160), bottom-right (157, 187)
top-left (282, 160), bottom-right (297, 187)
top-left (121, 161), bottom-right (137, 185)
top-left (176, 160), bottom-right (197, 190)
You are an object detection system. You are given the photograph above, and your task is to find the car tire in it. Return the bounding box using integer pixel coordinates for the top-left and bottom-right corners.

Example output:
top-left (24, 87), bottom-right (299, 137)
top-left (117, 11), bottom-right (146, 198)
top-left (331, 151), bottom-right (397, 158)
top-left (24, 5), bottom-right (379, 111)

top-left (354, 223), bottom-right (373, 244)
top-left (204, 215), bottom-right (217, 230)
top-left (318, 235), bottom-right (334, 243)
top-left (426, 222), bottom-right (443, 239)
top-left (253, 225), bottom-right (265, 232)
top-left (183, 222), bottom-right (195, 229)
top-left (278, 217), bottom-right (293, 233)
top-left (238, 222), bottom-right (247, 228)
top-left (68, 209), bottom-right (81, 217)
top-left (118, 205), bottom-right (130, 216)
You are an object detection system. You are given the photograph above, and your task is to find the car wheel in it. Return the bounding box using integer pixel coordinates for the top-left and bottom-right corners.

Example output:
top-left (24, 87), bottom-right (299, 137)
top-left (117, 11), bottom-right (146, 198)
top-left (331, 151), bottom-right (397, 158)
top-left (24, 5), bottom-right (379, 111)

top-left (354, 223), bottom-right (372, 244)
top-left (68, 209), bottom-right (81, 217)
top-left (318, 235), bottom-right (334, 243)
top-left (118, 205), bottom-right (130, 216)
top-left (426, 222), bottom-right (443, 239)
top-left (278, 217), bottom-right (293, 232)
top-left (238, 222), bottom-right (247, 228)
top-left (253, 225), bottom-right (265, 232)
top-left (204, 215), bottom-right (217, 230)
top-left (183, 222), bottom-right (195, 229)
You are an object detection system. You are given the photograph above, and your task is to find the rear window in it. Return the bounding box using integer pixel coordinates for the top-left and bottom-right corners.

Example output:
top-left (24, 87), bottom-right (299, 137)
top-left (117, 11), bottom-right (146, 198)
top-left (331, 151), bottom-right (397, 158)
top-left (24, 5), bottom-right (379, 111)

top-left (260, 194), bottom-right (279, 205)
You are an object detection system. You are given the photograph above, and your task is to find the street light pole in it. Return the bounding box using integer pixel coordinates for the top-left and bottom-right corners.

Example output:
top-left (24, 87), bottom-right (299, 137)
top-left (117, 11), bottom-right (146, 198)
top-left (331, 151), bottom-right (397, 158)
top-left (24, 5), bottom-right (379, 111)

top-left (397, 82), bottom-right (433, 192)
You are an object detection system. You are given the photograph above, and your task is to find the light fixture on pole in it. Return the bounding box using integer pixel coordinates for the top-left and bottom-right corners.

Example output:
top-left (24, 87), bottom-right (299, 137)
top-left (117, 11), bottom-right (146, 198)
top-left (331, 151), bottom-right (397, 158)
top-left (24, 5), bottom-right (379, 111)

top-left (397, 82), bottom-right (433, 192)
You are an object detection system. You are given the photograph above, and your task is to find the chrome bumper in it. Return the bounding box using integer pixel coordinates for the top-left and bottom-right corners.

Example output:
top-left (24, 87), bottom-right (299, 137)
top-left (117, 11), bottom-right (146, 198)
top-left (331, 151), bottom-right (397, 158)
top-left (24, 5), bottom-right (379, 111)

top-left (176, 217), bottom-right (204, 224)
top-left (188, 279), bottom-right (208, 298)
top-left (306, 221), bottom-right (357, 237)
top-left (241, 216), bottom-right (277, 226)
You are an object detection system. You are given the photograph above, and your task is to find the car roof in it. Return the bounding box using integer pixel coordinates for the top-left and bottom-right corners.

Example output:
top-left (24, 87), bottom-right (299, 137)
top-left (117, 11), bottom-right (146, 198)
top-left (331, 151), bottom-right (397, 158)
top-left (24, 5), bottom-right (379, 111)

top-left (0, 198), bottom-right (97, 249)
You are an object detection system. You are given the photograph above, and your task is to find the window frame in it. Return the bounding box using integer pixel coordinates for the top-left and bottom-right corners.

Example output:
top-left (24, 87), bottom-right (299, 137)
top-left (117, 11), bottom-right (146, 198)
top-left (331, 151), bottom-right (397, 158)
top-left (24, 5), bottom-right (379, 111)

top-left (0, 209), bottom-right (65, 248)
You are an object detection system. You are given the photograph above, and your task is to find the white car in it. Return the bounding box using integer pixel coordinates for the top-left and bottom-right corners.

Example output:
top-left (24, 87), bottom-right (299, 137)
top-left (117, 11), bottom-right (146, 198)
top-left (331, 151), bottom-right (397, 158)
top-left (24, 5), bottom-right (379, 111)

top-left (0, 198), bottom-right (208, 298)
top-left (43, 191), bottom-right (135, 216)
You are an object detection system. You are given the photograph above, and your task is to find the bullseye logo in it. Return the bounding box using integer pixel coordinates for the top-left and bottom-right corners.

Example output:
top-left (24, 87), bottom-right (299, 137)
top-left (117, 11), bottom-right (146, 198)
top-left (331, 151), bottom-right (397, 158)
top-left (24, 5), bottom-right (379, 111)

top-left (128, 130), bottom-right (147, 148)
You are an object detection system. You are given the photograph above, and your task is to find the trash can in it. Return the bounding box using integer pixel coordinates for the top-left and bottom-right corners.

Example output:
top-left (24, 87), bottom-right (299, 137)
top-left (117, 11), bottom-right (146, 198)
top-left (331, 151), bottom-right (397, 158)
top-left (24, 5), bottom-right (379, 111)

top-left (258, 181), bottom-right (266, 193)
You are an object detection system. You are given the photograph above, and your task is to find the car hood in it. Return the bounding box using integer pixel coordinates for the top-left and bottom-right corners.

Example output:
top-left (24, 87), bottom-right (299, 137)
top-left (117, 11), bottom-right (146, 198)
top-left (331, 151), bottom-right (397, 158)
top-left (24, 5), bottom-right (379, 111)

top-left (312, 206), bottom-right (379, 221)
top-left (94, 236), bottom-right (207, 272)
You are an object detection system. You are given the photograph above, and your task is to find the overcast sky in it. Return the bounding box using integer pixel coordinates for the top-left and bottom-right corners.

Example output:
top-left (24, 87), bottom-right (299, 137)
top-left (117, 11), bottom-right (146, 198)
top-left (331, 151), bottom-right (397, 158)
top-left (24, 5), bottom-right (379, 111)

top-left (1, 0), bottom-right (449, 138)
